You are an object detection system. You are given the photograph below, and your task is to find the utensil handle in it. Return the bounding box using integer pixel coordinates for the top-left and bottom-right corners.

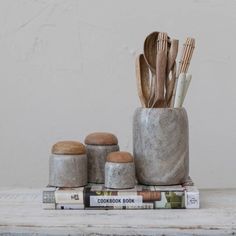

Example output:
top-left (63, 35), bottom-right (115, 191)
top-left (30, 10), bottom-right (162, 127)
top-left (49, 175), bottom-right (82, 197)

top-left (174, 73), bottom-right (186, 108)
top-left (180, 74), bottom-right (192, 106)
top-left (154, 50), bottom-right (167, 107)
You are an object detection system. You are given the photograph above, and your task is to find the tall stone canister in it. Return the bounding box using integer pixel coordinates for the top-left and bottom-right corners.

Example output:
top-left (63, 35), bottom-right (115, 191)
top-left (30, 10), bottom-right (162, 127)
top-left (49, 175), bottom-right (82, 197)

top-left (133, 107), bottom-right (189, 185)
top-left (49, 141), bottom-right (87, 187)
top-left (85, 132), bottom-right (119, 183)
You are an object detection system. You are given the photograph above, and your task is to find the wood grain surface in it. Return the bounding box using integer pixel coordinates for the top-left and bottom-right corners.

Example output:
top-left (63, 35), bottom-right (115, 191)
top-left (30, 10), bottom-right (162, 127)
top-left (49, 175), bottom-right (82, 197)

top-left (106, 151), bottom-right (133, 163)
top-left (85, 132), bottom-right (118, 145)
top-left (52, 141), bottom-right (86, 155)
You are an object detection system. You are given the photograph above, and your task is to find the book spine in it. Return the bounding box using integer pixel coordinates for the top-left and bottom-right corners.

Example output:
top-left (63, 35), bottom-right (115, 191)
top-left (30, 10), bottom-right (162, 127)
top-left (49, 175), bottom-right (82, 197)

top-left (56, 203), bottom-right (84, 210)
top-left (42, 185), bottom-right (200, 210)
top-left (55, 190), bottom-right (84, 204)
top-left (185, 186), bottom-right (200, 209)
top-left (84, 189), bottom-right (186, 209)
top-left (42, 187), bottom-right (57, 210)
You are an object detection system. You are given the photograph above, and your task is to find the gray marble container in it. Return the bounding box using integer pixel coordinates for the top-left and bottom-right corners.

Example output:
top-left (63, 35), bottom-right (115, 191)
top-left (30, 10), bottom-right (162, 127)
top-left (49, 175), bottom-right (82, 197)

top-left (86, 145), bottom-right (119, 183)
top-left (85, 132), bottom-right (119, 184)
top-left (105, 151), bottom-right (135, 189)
top-left (133, 107), bottom-right (189, 185)
top-left (49, 154), bottom-right (87, 187)
top-left (105, 162), bottom-right (135, 189)
top-left (49, 141), bottom-right (87, 187)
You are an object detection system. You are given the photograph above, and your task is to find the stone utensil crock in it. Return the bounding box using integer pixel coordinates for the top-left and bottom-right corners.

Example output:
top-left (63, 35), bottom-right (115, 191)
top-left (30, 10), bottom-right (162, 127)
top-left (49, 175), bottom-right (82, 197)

top-left (49, 141), bottom-right (87, 187)
top-left (133, 107), bottom-right (189, 185)
top-left (85, 132), bottom-right (119, 183)
top-left (105, 151), bottom-right (135, 189)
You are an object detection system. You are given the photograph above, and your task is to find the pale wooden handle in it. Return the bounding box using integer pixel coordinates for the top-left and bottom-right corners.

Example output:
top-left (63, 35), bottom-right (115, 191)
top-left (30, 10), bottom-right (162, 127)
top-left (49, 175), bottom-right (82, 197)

top-left (166, 61), bottom-right (177, 105)
top-left (154, 50), bottom-right (167, 108)
top-left (167, 39), bottom-right (179, 76)
top-left (135, 55), bottom-right (146, 107)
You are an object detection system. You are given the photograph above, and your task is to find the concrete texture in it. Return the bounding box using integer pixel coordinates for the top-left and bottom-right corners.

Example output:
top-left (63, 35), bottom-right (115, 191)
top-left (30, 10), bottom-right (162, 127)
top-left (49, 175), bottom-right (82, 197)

top-left (133, 107), bottom-right (189, 185)
top-left (105, 162), bottom-right (135, 189)
top-left (86, 144), bottom-right (119, 183)
top-left (49, 154), bottom-right (87, 187)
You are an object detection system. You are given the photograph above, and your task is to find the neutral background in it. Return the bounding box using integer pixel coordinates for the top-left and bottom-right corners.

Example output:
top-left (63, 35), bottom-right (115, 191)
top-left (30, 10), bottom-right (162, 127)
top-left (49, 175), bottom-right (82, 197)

top-left (0, 0), bottom-right (235, 188)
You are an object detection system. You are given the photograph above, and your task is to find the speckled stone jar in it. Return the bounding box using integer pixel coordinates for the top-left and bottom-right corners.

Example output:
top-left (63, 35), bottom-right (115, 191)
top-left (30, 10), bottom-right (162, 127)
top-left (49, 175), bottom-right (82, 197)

top-left (105, 152), bottom-right (135, 189)
top-left (133, 107), bottom-right (189, 185)
top-left (85, 132), bottom-right (119, 183)
top-left (49, 141), bottom-right (87, 187)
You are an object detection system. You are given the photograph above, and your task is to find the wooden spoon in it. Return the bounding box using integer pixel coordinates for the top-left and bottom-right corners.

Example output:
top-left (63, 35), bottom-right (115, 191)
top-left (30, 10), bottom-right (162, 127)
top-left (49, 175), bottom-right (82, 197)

top-left (143, 32), bottom-right (159, 73)
top-left (166, 62), bottom-right (177, 106)
top-left (135, 54), bottom-right (150, 107)
top-left (143, 32), bottom-right (171, 73)
top-left (153, 50), bottom-right (167, 108)
top-left (166, 39), bottom-right (179, 105)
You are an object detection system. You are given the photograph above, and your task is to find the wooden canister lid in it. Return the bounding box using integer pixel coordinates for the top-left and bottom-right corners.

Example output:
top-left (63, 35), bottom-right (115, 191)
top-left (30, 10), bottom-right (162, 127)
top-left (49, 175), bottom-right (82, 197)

top-left (52, 141), bottom-right (86, 155)
top-left (84, 132), bottom-right (118, 145)
top-left (106, 151), bottom-right (133, 163)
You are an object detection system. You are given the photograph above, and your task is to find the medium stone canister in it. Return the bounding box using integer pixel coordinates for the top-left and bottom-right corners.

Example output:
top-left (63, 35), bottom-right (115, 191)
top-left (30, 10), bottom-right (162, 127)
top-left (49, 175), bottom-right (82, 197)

top-left (133, 107), bottom-right (189, 185)
top-left (49, 141), bottom-right (87, 187)
top-left (85, 132), bottom-right (119, 183)
top-left (105, 151), bottom-right (135, 189)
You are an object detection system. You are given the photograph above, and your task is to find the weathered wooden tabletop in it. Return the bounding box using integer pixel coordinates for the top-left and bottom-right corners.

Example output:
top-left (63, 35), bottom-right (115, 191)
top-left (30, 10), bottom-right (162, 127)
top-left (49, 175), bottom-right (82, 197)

top-left (0, 188), bottom-right (235, 235)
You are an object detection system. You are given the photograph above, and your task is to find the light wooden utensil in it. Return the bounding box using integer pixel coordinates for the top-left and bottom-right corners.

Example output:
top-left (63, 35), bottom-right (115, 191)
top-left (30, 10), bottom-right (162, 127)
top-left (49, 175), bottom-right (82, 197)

top-left (167, 39), bottom-right (179, 76)
top-left (171, 37), bottom-right (195, 107)
top-left (147, 73), bottom-right (156, 108)
top-left (143, 32), bottom-right (159, 107)
top-left (153, 32), bottom-right (168, 108)
top-left (166, 39), bottom-right (179, 105)
top-left (144, 31), bottom-right (171, 73)
top-left (135, 54), bottom-right (150, 107)
top-left (177, 38), bottom-right (195, 76)
top-left (143, 31), bottom-right (159, 73)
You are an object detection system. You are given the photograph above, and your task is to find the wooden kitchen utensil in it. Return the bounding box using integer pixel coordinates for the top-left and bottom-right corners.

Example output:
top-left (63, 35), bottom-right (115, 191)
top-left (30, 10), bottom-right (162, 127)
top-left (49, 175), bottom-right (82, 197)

top-left (144, 31), bottom-right (171, 72)
top-left (135, 54), bottom-right (150, 107)
top-left (177, 38), bottom-right (195, 76)
top-left (143, 31), bottom-right (159, 73)
top-left (166, 39), bottom-right (179, 105)
top-left (171, 38), bottom-right (195, 107)
top-left (153, 32), bottom-right (168, 108)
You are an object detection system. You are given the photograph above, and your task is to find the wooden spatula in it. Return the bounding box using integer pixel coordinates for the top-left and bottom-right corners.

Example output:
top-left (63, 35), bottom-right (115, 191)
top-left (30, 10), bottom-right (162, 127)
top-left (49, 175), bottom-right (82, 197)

top-left (153, 32), bottom-right (168, 108)
top-left (166, 39), bottom-right (179, 105)
top-left (135, 54), bottom-right (150, 107)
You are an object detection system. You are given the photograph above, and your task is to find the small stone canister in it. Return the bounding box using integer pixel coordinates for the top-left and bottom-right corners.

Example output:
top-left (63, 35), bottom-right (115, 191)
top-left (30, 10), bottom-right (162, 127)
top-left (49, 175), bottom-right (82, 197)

top-left (49, 141), bottom-right (87, 187)
top-left (105, 151), bottom-right (135, 189)
top-left (85, 132), bottom-right (119, 183)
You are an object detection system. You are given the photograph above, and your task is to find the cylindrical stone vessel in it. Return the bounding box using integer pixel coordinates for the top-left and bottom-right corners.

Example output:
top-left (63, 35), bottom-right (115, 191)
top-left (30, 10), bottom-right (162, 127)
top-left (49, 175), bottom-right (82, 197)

top-left (133, 107), bottom-right (189, 185)
top-left (49, 141), bottom-right (87, 187)
top-left (85, 132), bottom-right (119, 183)
top-left (105, 151), bottom-right (135, 189)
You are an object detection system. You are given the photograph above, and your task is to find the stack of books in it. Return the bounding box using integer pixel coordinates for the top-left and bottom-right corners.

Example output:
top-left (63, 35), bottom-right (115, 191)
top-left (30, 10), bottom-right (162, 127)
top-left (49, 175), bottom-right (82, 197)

top-left (42, 177), bottom-right (199, 210)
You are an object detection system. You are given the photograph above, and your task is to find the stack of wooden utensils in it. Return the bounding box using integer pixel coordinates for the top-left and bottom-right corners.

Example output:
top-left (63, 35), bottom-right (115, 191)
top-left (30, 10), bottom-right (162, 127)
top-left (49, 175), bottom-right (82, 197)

top-left (136, 31), bottom-right (195, 108)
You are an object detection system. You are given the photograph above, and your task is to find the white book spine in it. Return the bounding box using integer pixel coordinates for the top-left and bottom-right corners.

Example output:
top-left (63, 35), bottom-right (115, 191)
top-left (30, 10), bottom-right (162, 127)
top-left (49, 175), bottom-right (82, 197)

top-left (185, 186), bottom-right (200, 209)
top-left (55, 189), bottom-right (84, 204)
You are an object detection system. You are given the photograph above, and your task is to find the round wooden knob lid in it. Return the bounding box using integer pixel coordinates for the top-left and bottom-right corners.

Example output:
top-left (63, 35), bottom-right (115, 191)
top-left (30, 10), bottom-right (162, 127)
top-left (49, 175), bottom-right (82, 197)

top-left (85, 132), bottom-right (118, 145)
top-left (106, 151), bottom-right (133, 163)
top-left (52, 141), bottom-right (86, 155)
